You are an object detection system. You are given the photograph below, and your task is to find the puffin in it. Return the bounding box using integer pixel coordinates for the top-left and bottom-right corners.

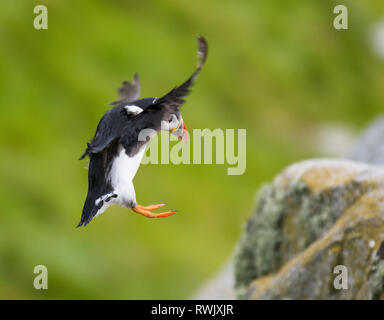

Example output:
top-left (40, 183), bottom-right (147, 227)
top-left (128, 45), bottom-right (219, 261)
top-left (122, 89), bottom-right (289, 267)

top-left (77, 36), bottom-right (208, 227)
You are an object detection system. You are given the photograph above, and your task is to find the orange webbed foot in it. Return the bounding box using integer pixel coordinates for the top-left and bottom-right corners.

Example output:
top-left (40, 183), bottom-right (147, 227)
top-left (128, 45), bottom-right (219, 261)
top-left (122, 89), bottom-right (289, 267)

top-left (137, 203), bottom-right (166, 211)
top-left (132, 204), bottom-right (177, 218)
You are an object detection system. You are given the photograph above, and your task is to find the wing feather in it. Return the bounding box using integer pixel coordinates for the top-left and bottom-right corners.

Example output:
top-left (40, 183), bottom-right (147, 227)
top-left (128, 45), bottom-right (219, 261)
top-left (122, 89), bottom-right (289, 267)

top-left (109, 73), bottom-right (140, 105)
top-left (120, 35), bottom-right (208, 156)
top-left (79, 107), bottom-right (127, 160)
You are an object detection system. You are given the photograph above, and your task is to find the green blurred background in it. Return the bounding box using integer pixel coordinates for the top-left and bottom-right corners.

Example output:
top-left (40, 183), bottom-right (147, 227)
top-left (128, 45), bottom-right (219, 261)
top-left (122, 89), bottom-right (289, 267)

top-left (1, 0), bottom-right (384, 299)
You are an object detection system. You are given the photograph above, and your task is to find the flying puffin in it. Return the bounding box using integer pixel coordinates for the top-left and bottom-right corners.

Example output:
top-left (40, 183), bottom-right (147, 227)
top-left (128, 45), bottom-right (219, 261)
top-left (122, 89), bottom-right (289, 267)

top-left (77, 36), bottom-right (208, 227)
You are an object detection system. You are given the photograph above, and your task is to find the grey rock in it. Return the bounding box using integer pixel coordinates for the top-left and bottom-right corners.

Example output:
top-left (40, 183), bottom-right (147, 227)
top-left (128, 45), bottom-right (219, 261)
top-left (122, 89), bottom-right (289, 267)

top-left (234, 159), bottom-right (384, 299)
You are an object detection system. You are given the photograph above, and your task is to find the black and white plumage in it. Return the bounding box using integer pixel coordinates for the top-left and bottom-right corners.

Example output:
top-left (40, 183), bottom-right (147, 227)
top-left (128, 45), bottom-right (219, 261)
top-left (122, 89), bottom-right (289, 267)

top-left (77, 36), bottom-right (208, 227)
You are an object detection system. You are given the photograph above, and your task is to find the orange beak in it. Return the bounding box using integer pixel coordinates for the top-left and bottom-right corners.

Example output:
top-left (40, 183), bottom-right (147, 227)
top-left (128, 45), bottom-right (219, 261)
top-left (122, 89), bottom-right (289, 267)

top-left (180, 121), bottom-right (189, 142)
top-left (171, 120), bottom-right (189, 142)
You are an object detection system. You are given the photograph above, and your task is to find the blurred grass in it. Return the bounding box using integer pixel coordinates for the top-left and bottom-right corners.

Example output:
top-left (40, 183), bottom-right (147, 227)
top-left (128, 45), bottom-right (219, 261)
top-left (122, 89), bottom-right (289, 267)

top-left (0, 0), bottom-right (384, 299)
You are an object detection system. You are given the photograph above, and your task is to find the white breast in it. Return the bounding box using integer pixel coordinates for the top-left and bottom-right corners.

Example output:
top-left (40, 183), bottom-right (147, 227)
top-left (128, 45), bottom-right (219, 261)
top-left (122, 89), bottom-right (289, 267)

top-left (109, 145), bottom-right (146, 204)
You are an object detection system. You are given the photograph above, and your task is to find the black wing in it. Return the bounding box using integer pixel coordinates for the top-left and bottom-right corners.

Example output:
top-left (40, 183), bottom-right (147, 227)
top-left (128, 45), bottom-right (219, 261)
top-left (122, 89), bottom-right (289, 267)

top-left (79, 73), bottom-right (139, 160)
top-left (153, 35), bottom-right (207, 111)
top-left (79, 98), bottom-right (157, 160)
top-left (79, 73), bottom-right (141, 160)
top-left (109, 73), bottom-right (141, 105)
top-left (79, 106), bottom-right (127, 160)
top-left (79, 35), bottom-right (207, 159)
top-left (120, 35), bottom-right (208, 156)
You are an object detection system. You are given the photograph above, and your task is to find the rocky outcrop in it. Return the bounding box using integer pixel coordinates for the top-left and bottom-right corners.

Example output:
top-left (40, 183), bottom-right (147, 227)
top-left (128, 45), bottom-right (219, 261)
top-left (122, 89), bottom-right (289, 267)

top-left (234, 159), bottom-right (384, 299)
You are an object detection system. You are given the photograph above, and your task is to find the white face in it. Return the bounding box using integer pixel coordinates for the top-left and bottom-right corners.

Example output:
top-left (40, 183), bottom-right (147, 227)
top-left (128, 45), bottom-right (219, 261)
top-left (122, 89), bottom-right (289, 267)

top-left (161, 113), bottom-right (181, 131)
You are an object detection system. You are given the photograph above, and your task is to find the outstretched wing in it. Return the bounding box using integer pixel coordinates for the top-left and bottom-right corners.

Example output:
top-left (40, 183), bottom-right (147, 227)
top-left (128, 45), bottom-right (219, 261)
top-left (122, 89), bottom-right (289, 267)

top-left (153, 35), bottom-right (207, 111)
top-left (120, 35), bottom-right (208, 156)
top-left (109, 73), bottom-right (141, 105)
top-left (80, 35), bottom-right (208, 159)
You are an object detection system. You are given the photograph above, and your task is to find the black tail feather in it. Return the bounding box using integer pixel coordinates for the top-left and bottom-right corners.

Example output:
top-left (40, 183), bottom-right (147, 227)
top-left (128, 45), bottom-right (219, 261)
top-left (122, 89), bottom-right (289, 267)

top-left (76, 197), bottom-right (100, 227)
top-left (77, 152), bottom-right (114, 227)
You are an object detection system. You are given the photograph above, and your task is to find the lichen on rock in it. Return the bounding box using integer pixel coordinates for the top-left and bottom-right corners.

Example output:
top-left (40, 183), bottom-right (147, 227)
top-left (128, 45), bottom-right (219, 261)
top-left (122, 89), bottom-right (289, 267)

top-left (234, 159), bottom-right (384, 299)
